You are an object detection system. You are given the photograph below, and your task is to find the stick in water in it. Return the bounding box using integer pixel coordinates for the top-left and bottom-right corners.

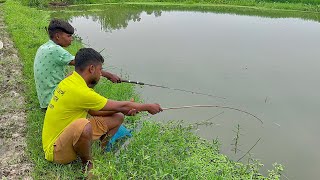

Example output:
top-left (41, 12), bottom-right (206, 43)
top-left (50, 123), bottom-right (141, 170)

top-left (121, 80), bottom-right (226, 99)
top-left (162, 105), bottom-right (263, 124)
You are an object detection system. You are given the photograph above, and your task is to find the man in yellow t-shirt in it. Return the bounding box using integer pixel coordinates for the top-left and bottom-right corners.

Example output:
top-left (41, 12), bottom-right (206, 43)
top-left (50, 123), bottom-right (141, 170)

top-left (42, 48), bottom-right (162, 172)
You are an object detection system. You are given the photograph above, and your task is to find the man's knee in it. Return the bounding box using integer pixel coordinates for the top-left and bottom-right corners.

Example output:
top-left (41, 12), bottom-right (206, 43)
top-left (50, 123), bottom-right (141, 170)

top-left (81, 123), bottom-right (93, 140)
top-left (113, 113), bottom-right (124, 125)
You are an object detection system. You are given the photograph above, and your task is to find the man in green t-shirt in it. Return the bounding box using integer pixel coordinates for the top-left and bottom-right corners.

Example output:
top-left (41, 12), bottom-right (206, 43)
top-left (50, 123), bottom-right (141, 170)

top-left (34, 19), bottom-right (120, 109)
top-left (42, 48), bottom-right (162, 174)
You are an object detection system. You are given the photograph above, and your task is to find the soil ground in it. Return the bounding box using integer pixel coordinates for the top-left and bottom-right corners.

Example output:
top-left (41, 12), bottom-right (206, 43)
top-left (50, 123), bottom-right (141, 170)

top-left (0, 2), bottom-right (33, 179)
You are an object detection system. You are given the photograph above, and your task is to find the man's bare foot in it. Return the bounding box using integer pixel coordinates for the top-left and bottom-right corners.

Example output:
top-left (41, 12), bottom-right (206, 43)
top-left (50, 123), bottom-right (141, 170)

top-left (99, 133), bottom-right (112, 151)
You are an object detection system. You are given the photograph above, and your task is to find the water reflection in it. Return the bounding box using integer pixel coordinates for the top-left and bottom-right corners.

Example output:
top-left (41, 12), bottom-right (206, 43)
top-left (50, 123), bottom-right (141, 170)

top-left (51, 4), bottom-right (320, 32)
top-left (52, 5), bottom-right (163, 32)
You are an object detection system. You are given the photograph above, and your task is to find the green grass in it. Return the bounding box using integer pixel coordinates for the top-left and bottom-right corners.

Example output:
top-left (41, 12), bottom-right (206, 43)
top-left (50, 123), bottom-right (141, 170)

top-left (4, 0), bottom-right (284, 179)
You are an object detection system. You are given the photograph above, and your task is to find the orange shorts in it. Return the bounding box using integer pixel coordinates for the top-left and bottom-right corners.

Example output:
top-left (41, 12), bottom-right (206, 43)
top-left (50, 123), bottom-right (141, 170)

top-left (53, 116), bottom-right (108, 164)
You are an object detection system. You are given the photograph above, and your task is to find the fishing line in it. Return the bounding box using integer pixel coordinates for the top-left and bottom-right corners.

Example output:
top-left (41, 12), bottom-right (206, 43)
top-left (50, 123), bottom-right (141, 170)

top-left (115, 105), bottom-right (262, 155)
top-left (121, 79), bottom-right (226, 99)
top-left (162, 105), bottom-right (263, 124)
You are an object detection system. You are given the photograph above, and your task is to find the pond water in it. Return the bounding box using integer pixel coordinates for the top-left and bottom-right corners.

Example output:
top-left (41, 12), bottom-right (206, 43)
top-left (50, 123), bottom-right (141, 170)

top-left (53, 5), bottom-right (320, 179)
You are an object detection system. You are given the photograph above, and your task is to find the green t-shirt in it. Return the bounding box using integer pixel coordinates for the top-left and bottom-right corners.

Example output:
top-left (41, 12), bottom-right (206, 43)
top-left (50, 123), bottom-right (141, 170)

top-left (34, 40), bottom-right (74, 108)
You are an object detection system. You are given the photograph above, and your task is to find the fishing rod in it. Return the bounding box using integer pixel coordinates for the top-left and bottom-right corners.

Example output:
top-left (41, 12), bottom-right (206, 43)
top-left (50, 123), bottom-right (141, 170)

top-left (115, 105), bottom-right (262, 155)
top-left (121, 80), bottom-right (261, 123)
top-left (162, 105), bottom-right (263, 124)
top-left (121, 79), bottom-right (226, 99)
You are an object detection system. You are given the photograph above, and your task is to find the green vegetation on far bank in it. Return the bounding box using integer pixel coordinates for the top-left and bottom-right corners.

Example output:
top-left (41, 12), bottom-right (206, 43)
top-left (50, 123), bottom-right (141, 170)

top-left (4, 0), bottom-right (284, 179)
top-left (19, 0), bottom-right (320, 12)
top-left (49, 2), bottom-right (320, 32)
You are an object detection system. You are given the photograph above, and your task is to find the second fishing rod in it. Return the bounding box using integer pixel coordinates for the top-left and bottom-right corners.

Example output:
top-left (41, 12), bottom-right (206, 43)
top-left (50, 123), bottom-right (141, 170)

top-left (120, 79), bottom-right (226, 99)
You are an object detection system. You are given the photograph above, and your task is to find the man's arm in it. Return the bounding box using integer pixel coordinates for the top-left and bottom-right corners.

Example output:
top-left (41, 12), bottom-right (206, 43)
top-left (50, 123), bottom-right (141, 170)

top-left (101, 100), bottom-right (162, 115)
top-left (69, 60), bottom-right (120, 83)
top-left (88, 110), bottom-right (117, 116)
top-left (101, 70), bottom-right (121, 83)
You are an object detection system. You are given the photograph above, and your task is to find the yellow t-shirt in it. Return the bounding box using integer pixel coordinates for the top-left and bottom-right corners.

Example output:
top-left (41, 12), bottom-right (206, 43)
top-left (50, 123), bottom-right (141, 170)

top-left (42, 71), bottom-right (107, 161)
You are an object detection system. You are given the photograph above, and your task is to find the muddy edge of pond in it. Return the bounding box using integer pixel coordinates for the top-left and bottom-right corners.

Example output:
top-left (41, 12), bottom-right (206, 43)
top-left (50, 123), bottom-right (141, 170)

top-left (0, 3), bottom-right (33, 179)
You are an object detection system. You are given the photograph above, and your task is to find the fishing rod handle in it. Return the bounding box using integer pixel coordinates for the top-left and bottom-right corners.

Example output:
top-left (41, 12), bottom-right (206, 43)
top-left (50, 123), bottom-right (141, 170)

top-left (121, 79), bottom-right (145, 85)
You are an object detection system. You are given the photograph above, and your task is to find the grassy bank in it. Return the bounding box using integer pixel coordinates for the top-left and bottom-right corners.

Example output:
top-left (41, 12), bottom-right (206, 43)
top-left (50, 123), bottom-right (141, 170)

top-left (4, 0), bottom-right (283, 179)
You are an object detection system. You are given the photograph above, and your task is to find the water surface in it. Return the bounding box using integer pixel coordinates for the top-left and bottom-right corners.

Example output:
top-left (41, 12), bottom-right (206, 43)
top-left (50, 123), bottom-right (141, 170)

top-left (53, 5), bottom-right (320, 179)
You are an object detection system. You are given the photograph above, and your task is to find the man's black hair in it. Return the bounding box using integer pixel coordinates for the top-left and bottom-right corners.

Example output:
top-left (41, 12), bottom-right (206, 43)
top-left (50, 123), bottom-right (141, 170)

top-left (48, 19), bottom-right (74, 39)
top-left (75, 48), bottom-right (104, 72)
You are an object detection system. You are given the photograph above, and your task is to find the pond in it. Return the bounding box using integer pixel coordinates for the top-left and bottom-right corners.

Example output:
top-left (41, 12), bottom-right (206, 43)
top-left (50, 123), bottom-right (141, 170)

top-left (53, 4), bottom-right (320, 179)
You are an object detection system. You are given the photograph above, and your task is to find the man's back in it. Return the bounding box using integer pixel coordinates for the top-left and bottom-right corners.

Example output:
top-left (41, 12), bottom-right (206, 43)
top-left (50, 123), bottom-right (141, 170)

top-left (34, 40), bottom-right (74, 108)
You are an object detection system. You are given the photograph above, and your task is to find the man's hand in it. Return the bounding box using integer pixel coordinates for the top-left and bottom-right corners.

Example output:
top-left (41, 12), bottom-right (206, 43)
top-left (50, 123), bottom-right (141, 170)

top-left (101, 70), bottom-right (121, 83)
top-left (126, 98), bottom-right (139, 116)
top-left (107, 73), bottom-right (121, 83)
top-left (126, 109), bottom-right (138, 116)
top-left (147, 104), bottom-right (162, 115)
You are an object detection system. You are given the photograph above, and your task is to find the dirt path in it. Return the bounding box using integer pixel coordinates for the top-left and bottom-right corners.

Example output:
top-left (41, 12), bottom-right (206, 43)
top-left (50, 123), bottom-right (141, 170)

top-left (0, 3), bottom-right (33, 179)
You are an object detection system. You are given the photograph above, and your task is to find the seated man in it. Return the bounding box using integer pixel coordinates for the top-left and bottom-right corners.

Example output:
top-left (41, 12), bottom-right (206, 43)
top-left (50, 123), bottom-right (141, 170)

top-left (42, 48), bottom-right (162, 173)
top-left (34, 18), bottom-right (120, 110)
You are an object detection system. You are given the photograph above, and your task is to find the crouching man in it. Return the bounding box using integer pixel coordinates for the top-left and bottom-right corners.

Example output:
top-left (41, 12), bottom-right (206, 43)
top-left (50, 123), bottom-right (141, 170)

top-left (42, 48), bottom-right (162, 174)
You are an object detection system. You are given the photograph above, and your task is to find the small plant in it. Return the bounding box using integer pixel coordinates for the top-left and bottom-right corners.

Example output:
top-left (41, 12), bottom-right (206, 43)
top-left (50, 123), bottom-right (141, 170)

top-left (268, 163), bottom-right (284, 180)
top-left (231, 124), bottom-right (242, 154)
